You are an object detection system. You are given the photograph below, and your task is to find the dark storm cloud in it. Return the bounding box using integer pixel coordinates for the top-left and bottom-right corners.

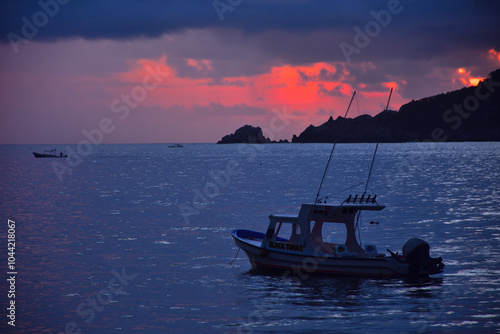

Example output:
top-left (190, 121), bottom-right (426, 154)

top-left (317, 83), bottom-right (346, 97)
top-left (2, 1), bottom-right (499, 48)
top-left (298, 66), bottom-right (345, 83)
top-left (0, 0), bottom-right (349, 42)
top-left (0, 0), bottom-right (216, 41)
top-left (1, 0), bottom-right (499, 84)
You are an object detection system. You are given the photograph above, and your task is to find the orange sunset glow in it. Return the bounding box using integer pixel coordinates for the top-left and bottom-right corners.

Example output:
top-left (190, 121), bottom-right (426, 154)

top-left (109, 56), bottom-right (406, 128)
top-left (456, 67), bottom-right (484, 87)
top-left (489, 49), bottom-right (500, 63)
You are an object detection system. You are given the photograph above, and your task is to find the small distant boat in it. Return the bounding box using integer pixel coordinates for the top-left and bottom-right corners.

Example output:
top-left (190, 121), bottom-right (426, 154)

top-left (33, 149), bottom-right (68, 158)
top-left (168, 144), bottom-right (183, 148)
top-left (231, 89), bottom-right (444, 278)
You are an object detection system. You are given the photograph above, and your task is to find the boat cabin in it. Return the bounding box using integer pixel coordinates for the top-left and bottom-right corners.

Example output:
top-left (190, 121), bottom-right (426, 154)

top-left (262, 195), bottom-right (385, 256)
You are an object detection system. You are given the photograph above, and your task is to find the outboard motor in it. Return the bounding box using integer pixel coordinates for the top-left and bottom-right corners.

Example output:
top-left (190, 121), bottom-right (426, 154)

top-left (403, 238), bottom-right (444, 277)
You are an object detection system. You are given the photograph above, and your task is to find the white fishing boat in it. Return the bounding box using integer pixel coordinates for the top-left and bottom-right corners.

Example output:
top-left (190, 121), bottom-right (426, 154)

top-left (231, 89), bottom-right (444, 277)
top-left (232, 196), bottom-right (444, 277)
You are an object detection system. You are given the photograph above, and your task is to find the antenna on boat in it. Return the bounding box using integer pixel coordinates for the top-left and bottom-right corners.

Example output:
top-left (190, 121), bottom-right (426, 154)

top-left (314, 91), bottom-right (356, 204)
top-left (363, 87), bottom-right (393, 195)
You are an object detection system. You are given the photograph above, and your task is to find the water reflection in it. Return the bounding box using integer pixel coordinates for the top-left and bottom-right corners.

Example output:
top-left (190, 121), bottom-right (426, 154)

top-left (234, 271), bottom-right (451, 333)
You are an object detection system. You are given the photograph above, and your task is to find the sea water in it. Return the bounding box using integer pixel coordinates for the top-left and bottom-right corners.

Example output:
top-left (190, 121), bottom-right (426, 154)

top-left (0, 142), bottom-right (499, 333)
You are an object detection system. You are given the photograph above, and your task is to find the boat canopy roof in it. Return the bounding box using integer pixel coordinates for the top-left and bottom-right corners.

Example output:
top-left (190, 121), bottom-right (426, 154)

top-left (269, 195), bottom-right (385, 226)
top-left (316, 203), bottom-right (386, 211)
top-left (269, 214), bottom-right (298, 222)
top-left (269, 203), bottom-right (385, 222)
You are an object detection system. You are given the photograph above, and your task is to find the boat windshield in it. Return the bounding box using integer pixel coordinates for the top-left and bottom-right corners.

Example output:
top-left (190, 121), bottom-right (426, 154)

top-left (274, 222), bottom-right (301, 243)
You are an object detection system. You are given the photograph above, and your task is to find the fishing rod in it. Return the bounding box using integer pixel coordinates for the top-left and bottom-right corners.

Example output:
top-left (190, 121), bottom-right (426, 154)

top-left (314, 90), bottom-right (356, 204)
top-left (363, 87), bottom-right (393, 194)
top-left (354, 88), bottom-right (393, 240)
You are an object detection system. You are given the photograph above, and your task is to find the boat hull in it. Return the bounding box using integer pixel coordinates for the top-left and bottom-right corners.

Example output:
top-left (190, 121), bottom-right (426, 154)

top-left (232, 230), bottom-right (416, 277)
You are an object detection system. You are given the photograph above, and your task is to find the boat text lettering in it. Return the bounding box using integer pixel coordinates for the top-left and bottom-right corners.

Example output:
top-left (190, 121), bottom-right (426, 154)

top-left (269, 241), bottom-right (303, 252)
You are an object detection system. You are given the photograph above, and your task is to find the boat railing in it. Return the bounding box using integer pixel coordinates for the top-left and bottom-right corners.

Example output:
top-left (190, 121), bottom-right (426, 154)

top-left (342, 194), bottom-right (378, 205)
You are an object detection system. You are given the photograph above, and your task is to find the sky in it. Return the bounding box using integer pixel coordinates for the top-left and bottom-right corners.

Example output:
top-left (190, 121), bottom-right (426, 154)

top-left (0, 0), bottom-right (499, 144)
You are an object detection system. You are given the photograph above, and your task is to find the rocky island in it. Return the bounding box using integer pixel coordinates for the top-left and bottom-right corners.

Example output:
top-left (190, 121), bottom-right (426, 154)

top-left (217, 125), bottom-right (272, 144)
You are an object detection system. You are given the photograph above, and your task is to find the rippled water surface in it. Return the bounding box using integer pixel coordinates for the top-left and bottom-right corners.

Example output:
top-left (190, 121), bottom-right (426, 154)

top-left (0, 143), bottom-right (499, 333)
